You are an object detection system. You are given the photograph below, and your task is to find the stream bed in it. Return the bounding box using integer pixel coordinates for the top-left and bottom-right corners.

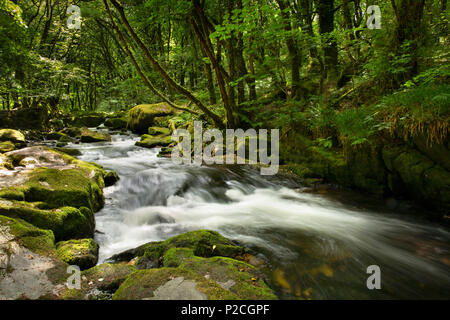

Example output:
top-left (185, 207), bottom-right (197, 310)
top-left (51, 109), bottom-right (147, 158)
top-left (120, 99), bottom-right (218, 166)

top-left (69, 131), bottom-right (449, 299)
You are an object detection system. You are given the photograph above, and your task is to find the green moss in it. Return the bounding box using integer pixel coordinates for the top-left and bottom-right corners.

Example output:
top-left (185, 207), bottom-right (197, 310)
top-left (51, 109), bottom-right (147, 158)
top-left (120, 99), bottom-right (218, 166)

top-left (104, 171), bottom-right (119, 187)
top-left (56, 238), bottom-right (99, 270)
top-left (46, 132), bottom-right (66, 140)
top-left (23, 167), bottom-right (103, 211)
top-left (135, 230), bottom-right (246, 268)
top-left (71, 113), bottom-right (106, 128)
top-left (58, 134), bottom-right (72, 143)
top-left (135, 134), bottom-right (172, 148)
top-left (0, 187), bottom-right (25, 201)
top-left (61, 127), bottom-right (82, 138)
top-left (0, 129), bottom-right (25, 144)
top-left (153, 116), bottom-right (170, 127)
top-left (112, 267), bottom-right (238, 300)
top-left (128, 103), bottom-right (174, 133)
top-left (0, 200), bottom-right (94, 241)
top-left (0, 141), bottom-right (16, 153)
top-left (61, 263), bottom-right (136, 300)
top-left (105, 117), bottom-right (128, 130)
top-left (0, 214), bottom-right (55, 254)
top-left (148, 127), bottom-right (171, 136)
top-left (53, 147), bottom-right (81, 156)
top-left (79, 127), bottom-right (111, 143)
top-left (162, 248), bottom-right (277, 300)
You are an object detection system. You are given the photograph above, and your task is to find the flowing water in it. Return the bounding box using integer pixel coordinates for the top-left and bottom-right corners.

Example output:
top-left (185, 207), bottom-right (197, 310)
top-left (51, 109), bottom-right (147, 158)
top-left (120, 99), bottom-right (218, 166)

top-left (69, 131), bottom-right (449, 299)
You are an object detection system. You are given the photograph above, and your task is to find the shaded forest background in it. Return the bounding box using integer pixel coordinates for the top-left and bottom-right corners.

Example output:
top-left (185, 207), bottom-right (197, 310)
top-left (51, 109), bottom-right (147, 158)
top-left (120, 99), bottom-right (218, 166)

top-left (0, 0), bottom-right (449, 212)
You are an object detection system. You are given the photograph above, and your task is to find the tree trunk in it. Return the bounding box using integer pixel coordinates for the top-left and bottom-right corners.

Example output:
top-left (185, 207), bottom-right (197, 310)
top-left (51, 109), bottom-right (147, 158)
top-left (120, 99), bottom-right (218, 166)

top-left (390, 0), bottom-right (426, 82)
top-left (318, 0), bottom-right (338, 82)
top-left (277, 0), bottom-right (301, 99)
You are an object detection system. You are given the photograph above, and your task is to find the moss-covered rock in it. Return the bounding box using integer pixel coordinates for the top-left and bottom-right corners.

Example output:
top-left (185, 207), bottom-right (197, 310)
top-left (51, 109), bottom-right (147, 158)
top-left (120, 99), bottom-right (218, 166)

top-left (56, 238), bottom-right (99, 270)
top-left (148, 127), bottom-right (171, 136)
top-left (58, 134), bottom-right (72, 143)
top-left (71, 113), bottom-right (106, 128)
top-left (60, 263), bottom-right (136, 300)
top-left (135, 134), bottom-right (172, 149)
top-left (128, 103), bottom-right (174, 133)
top-left (0, 200), bottom-right (94, 241)
top-left (104, 171), bottom-right (119, 187)
top-left (105, 117), bottom-right (128, 130)
top-left (0, 141), bottom-right (16, 153)
top-left (162, 248), bottom-right (277, 299)
top-left (0, 214), bottom-right (55, 254)
top-left (0, 129), bottom-right (26, 145)
top-left (109, 230), bottom-right (246, 268)
top-left (153, 116), bottom-right (170, 127)
top-left (0, 146), bottom-right (108, 238)
top-left (46, 132), bottom-right (67, 141)
top-left (382, 145), bottom-right (450, 210)
top-left (79, 128), bottom-right (111, 143)
top-left (113, 267), bottom-right (237, 300)
top-left (112, 247), bottom-right (276, 300)
top-left (22, 167), bottom-right (104, 212)
top-left (53, 147), bottom-right (81, 157)
top-left (157, 146), bottom-right (173, 158)
top-left (60, 127), bottom-right (82, 138)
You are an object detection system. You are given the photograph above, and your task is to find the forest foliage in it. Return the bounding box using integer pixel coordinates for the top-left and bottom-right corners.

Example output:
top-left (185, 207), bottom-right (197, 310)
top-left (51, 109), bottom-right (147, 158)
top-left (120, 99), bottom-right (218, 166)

top-left (0, 0), bottom-right (448, 145)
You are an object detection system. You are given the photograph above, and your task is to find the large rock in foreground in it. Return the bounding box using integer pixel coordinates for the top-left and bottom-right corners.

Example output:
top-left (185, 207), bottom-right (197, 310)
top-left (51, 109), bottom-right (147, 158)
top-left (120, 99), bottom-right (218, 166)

top-left (108, 230), bottom-right (277, 300)
top-left (0, 215), bottom-right (67, 299)
top-left (128, 103), bottom-right (174, 134)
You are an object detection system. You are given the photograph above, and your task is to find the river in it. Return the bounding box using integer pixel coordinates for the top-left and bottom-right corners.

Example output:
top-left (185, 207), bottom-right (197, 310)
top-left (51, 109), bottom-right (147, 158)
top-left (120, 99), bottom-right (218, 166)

top-left (69, 130), bottom-right (449, 299)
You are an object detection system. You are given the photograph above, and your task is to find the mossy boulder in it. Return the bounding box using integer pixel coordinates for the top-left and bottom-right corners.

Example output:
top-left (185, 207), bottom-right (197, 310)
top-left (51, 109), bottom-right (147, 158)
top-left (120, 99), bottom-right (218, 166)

top-left (0, 146), bottom-right (108, 238)
top-left (135, 134), bottom-right (172, 149)
top-left (46, 132), bottom-right (67, 141)
top-left (60, 127), bottom-right (111, 143)
top-left (61, 127), bottom-right (82, 138)
top-left (0, 129), bottom-right (26, 145)
top-left (382, 145), bottom-right (450, 210)
top-left (148, 127), bottom-right (171, 136)
top-left (71, 113), bottom-right (106, 128)
top-left (104, 171), bottom-right (119, 187)
top-left (109, 230), bottom-right (246, 268)
top-left (128, 103), bottom-right (174, 134)
top-left (56, 238), bottom-right (99, 270)
top-left (0, 200), bottom-right (94, 241)
top-left (58, 134), bottom-right (72, 143)
top-left (157, 146), bottom-right (173, 158)
top-left (53, 147), bottom-right (81, 157)
top-left (0, 214), bottom-right (55, 254)
top-left (162, 248), bottom-right (277, 299)
top-left (105, 117), bottom-right (128, 130)
top-left (21, 167), bottom-right (104, 212)
top-left (112, 245), bottom-right (276, 300)
top-left (153, 116), bottom-right (170, 127)
top-left (79, 128), bottom-right (111, 143)
top-left (0, 141), bottom-right (16, 153)
top-left (113, 267), bottom-right (236, 300)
